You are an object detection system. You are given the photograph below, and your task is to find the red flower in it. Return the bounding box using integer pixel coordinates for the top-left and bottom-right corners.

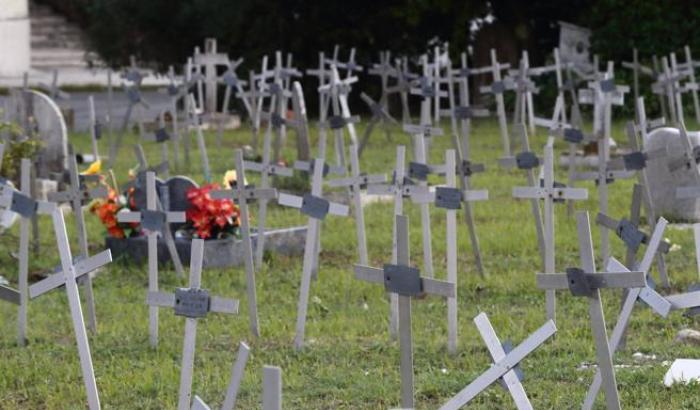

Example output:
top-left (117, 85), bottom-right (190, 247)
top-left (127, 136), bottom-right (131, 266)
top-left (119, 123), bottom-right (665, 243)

top-left (185, 184), bottom-right (241, 239)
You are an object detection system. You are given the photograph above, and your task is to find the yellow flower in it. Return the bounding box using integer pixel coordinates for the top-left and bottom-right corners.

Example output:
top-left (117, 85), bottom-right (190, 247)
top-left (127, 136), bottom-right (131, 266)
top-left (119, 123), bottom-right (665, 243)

top-left (81, 159), bottom-right (102, 175)
top-left (223, 169), bottom-right (247, 189)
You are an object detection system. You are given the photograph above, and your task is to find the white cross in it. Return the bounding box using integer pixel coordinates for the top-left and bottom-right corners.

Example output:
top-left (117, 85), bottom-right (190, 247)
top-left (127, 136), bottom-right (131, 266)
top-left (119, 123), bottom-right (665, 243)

top-left (411, 149), bottom-right (487, 352)
top-left (148, 238), bottom-right (239, 410)
top-left (244, 106), bottom-right (295, 267)
top-left (211, 150), bottom-right (277, 337)
top-left (357, 91), bottom-right (399, 158)
top-left (536, 211), bottom-right (647, 410)
top-left (117, 171), bottom-right (186, 346)
top-left (186, 93), bottom-right (212, 183)
top-left (439, 313), bottom-right (556, 410)
top-left (41, 208), bottom-right (112, 409)
top-left (193, 38), bottom-right (231, 114)
top-left (478, 49), bottom-right (512, 158)
top-left (354, 214), bottom-right (455, 409)
top-left (513, 139), bottom-right (588, 322)
top-left (277, 158), bottom-right (349, 350)
top-left (48, 152), bottom-right (108, 332)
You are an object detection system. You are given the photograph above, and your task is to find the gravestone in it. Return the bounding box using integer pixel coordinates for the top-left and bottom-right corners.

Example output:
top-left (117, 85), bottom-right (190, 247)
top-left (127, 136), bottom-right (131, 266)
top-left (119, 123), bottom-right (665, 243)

top-left (7, 89), bottom-right (68, 178)
top-left (645, 126), bottom-right (700, 220)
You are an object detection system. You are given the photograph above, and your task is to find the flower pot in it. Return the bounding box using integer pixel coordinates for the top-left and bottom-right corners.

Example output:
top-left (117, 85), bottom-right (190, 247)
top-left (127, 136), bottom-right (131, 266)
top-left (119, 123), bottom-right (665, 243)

top-left (105, 226), bottom-right (307, 269)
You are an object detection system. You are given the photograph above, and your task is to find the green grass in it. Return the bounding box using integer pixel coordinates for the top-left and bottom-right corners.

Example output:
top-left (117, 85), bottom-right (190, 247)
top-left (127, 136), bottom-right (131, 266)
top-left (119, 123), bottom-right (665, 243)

top-left (1, 119), bottom-right (700, 409)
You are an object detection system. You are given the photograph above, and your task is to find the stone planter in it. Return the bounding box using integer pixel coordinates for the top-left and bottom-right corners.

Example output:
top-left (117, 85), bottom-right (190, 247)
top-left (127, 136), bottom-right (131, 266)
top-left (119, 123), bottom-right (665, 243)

top-left (106, 226), bottom-right (306, 268)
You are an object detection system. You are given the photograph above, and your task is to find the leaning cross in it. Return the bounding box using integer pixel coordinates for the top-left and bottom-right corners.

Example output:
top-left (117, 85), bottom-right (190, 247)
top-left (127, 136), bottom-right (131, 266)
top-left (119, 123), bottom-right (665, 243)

top-left (117, 171), bottom-right (186, 346)
top-left (191, 341), bottom-right (250, 410)
top-left (513, 139), bottom-right (588, 323)
top-left (211, 149), bottom-right (277, 337)
top-left (354, 214), bottom-right (455, 409)
top-left (439, 313), bottom-right (556, 410)
top-left (277, 158), bottom-right (349, 350)
top-left (48, 152), bottom-right (108, 332)
top-left (148, 238), bottom-right (239, 410)
top-left (41, 208), bottom-right (113, 410)
top-left (327, 144), bottom-right (386, 265)
top-left (536, 211), bottom-right (646, 410)
top-left (479, 49), bottom-right (512, 158)
top-left (582, 217), bottom-right (675, 409)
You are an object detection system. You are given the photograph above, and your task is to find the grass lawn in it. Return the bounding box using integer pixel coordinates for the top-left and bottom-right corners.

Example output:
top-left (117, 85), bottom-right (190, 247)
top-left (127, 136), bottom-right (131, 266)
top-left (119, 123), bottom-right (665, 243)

top-left (1, 119), bottom-right (699, 409)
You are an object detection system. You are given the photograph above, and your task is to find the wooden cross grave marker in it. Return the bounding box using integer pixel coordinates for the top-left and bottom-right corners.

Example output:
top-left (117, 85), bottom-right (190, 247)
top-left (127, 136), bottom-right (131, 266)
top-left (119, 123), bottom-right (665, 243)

top-left (107, 59), bottom-right (151, 168)
top-left (0, 158), bottom-right (55, 345)
top-left (318, 65), bottom-right (361, 170)
top-left (186, 93), bottom-right (212, 183)
top-left (439, 313), bottom-right (556, 410)
top-left (478, 49), bottom-right (512, 159)
top-left (211, 149), bottom-right (277, 337)
top-left (148, 238), bottom-right (239, 410)
top-left (584, 218), bottom-right (700, 407)
top-left (143, 110), bottom-right (173, 179)
top-left (354, 214), bottom-right (455, 409)
top-left (327, 144), bottom-right (386, 265)
top-left (572, 76), bottom-right (635, 265)
top-left (35, 207), bottom-right (112, 410)
top-left (193, 38), bottom-right (231, 115)
top-left (536, 211), bottom-right (647, 410)
top-left (117, 171), bottom-right (186, 346)
top-left (365, 145), bottom-right (431, 338)
top-left (277, 158), bottom-right (349, 350)
top-left (410, 149), bottom-right (488, 352)
top-left (48, 151), bottom-right (109, 332)
top-left (244, 105), bottom-right (296, 267)
top-left (513, 138), bottom-right (588, 322)
top-left (622, 48), bottom-right (654, 122)
top-left (130, 144), bottom-right (186, 274)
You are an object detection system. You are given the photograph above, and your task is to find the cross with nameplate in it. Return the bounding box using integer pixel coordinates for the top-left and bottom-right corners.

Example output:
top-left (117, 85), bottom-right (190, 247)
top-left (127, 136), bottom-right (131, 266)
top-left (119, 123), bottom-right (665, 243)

top-left (681, 46), bottom-right (700, 123)
top-left (211, 149), bottom-right (277, 338)
top-left (386, 57), bottom-right (418, 123)
top-left (537, 211), bottom-right (647, 410)
top-left (573, 77), bottom-right (634, 265)
top-left (328, 144), bottom-right (386, 265)
top-left (514, 139), bottom-right (588, 322)
top-left (245, 105), bottom-right (295, 267)
top-left (277, 158), bottom-right (349, 350)
top-left (143, 110), bottom-right (172, 178)
top-left (652, 56), bottom-right (688, 125)
top-left (411, 149), bottom-right (488, 352)
top-left (107, 61), bottom-right (151, 168)
top-left (48, 151), bottom-right (108, 332)
top-left (318, 65), bottom-right (360, 170)
top-left (0, 158), bottom-right (55, 345)
top-left (508, 51), bottom-right (540, 135)
top-left (366, 145), bottom-right (430, 337)
top-left (439, 313), bottom-right (557, 410)
top-left (582, 217), bottom-right (675, 409)
top-left (479, 49), bottom-right (512, 158)
top-left (367, 50), bottom-right (397, 140)
top-left (117, 171), bottom-right (186, 347)
top-left (131, 144), bottom-right (185, 275)
top-left (39, 208), bottom-right (113, 410)
top-left (354, 214), bottom-right (455, 409)
top-left (501, 124), bottom-right (546, 267)
top-left (147, 238), bottom-right (239, 410)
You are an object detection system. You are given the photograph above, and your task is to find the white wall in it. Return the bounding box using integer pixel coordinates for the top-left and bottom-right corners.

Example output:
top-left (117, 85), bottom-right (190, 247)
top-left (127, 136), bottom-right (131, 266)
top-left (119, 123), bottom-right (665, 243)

top-left (0, 0), bottom-right (30, 76)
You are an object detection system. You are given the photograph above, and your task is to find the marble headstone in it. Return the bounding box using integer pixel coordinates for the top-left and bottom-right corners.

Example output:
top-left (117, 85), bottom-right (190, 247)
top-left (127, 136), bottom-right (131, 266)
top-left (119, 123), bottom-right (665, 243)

top-left (645, 126), bottom-right (700, 220)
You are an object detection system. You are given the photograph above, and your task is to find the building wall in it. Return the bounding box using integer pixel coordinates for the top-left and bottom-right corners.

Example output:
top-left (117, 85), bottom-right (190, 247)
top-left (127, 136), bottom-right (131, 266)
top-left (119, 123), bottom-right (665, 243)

top-left (0, 0), bottom-right (30, 76)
